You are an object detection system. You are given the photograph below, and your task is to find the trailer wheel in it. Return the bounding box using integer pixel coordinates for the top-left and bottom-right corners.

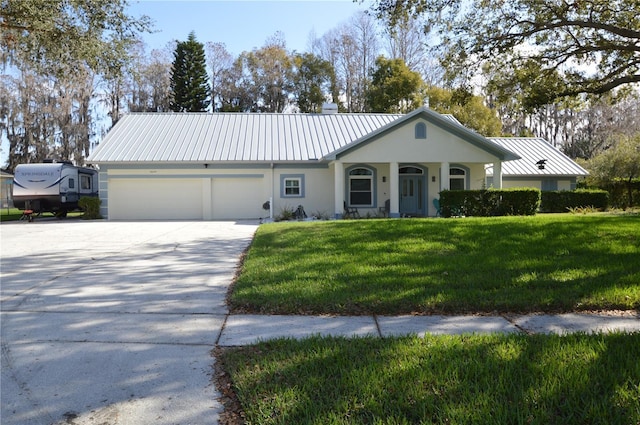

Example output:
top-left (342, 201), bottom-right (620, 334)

top-left (55, 210), bottom-right (68, 219)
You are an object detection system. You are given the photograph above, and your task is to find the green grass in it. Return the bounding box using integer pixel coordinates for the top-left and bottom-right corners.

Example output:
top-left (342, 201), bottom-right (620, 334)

top-left (0, 208), bottom-right (26, 221)
top-left (219, 333), bottom-right (640, 425)
top-left (231, 214), bottom-right (640, 315)
top-left (222, 214), bottom-right (640, 424)
top-left (0, 208), bottom-right (83, 221)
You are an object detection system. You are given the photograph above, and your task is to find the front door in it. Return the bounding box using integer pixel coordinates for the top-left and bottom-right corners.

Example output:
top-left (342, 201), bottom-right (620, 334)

top-left (399, 175), bottom-right (425, 216)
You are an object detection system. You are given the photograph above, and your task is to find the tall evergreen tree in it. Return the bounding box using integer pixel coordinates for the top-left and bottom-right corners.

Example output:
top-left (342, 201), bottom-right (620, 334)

top-left (170, 32), bottom-right (210, 112)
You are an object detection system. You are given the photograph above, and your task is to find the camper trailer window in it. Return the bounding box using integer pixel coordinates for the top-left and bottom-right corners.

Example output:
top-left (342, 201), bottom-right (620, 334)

top-left (81, 175), bottom-right (91, 190)
top-left (69, 178), bottom-right (75, 189)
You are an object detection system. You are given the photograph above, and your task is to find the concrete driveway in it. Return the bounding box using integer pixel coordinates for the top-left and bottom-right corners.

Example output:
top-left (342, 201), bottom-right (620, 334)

top-left (1, 219), bottom-right (258, 425)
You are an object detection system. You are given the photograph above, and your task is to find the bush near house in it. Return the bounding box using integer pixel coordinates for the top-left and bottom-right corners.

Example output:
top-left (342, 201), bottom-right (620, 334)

top-left (439, 188), bottom-right (540, 217)
top-left (78, 196), bottom-right (102, 219)
top-left (540, 189), bottom-right (609, 213)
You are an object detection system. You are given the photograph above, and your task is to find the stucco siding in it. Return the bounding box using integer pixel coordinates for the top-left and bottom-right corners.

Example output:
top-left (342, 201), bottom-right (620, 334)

top-left (501, 180), bottom-right (541, 189)
top-left (338, 119), bottom-right (500, 164)
top-left (501, 179), bottom-right (575, 191)
top-left (557, 180), bottom-right (573, 191)
top-left (272, 167), bottom-right (334, 218)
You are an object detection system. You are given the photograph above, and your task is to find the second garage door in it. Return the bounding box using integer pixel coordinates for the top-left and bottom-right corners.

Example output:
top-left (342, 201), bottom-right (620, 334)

top-left (212, 177), bottom-right (265, 219)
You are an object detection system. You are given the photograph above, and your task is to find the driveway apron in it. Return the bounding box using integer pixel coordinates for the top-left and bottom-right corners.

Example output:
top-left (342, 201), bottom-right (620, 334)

top-left (1, 220), bottom-right (258, 425)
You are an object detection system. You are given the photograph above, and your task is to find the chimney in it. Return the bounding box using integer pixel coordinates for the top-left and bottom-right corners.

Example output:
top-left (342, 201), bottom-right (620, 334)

top-left (321, 103), bottom-right (338, 114)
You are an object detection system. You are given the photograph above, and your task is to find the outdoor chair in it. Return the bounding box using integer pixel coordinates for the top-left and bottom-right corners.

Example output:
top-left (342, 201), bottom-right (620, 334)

top-left (343, 201), bottom-right (360, 219)
top-left (433, 198), bottom-right (441, 217)
top-left (379, 199), bottom-right (390, 217)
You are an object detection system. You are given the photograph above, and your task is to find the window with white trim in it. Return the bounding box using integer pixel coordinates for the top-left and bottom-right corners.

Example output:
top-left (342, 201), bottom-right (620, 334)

top-left (415, 122), bottom-right (427, 139)
top-left (348, 167), bottom-right (373, 206)
top-left (280, 174), bottom-right (305, 198)
top-left (285, 178), bottom-right (300, 196)
top-left (449, 167), bottom-right (466, 190)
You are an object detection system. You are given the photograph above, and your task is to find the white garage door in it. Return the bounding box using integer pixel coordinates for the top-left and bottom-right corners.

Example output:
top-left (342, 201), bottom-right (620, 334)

top-left (212, 178), bottom-right (264, 219)
top-left (109, 178), bottom-right (203, 220)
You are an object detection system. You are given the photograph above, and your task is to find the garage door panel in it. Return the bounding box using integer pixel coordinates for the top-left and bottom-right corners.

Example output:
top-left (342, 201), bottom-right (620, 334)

top-left (212, 178), bottom-right (264, 219)
top-left (109, 178), bottom-right (202, 220)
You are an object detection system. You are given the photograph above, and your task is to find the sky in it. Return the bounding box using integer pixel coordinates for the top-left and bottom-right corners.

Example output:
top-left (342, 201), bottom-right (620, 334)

top-left (126, 0), bottom-right (370, 55)
top-left (0, 1), bottom-right (370, 166)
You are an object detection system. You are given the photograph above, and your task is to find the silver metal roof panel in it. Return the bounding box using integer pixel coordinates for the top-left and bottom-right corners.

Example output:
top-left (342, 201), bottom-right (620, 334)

top-left (489, 137), bottom-right (588, 176)
top-left (89, 112), bottom-right (403, 163)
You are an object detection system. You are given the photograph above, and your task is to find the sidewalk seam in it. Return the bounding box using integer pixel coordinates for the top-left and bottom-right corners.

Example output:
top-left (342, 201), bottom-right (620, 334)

top-left (215, 313), bottom-right (230, 346)
top-left (501, 314), bottom-right (532, 335)
top-left (373, 315), bottom-right (382, 337)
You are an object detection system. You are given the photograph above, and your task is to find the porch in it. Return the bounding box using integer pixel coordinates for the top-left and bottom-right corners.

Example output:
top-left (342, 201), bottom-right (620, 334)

top-left (332, 161), bottom-right (503, 218)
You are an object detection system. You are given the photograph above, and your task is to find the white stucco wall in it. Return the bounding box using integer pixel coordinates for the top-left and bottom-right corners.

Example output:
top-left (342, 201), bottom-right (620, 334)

top-left (338, 119), bottom-right (500, 164)
top-left (271, 166), bottom-right (334, 219)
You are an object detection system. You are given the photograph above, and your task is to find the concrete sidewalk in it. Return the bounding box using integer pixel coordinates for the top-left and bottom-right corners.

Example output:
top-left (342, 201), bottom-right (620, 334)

top-left (218, 312), bottom-right (640, 346)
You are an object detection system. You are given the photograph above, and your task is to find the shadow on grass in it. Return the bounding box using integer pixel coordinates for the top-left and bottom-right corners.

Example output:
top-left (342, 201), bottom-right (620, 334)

top-left (220, 332), bottom-right (640, 425)
top-left (231, 216), bottom-right (640, 314)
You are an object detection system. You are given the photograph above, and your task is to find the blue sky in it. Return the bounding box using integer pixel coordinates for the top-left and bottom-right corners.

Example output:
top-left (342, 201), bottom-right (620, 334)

top-left (1, 1), bottom-right (370, 166)
top-left (127, 0), bottom-right (369, 55)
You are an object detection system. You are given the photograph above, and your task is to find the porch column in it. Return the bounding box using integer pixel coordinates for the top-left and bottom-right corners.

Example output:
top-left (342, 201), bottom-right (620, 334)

top-left (493, 161), bottom-right (503, 189)
top-left (334, 160), bottom-right (344, 218)
top-left (440, 162), bottom-right (450, 192)
top-left (389, 161), bottom-right (400, 218)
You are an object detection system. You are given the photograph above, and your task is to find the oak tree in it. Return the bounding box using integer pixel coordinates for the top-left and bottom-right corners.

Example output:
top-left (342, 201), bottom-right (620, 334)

top-left (373, 0), bottom-right (640, 107)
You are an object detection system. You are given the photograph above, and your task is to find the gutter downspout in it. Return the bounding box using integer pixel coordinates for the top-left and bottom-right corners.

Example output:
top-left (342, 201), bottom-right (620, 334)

top-left (270, 162), bottom-right (274, 219)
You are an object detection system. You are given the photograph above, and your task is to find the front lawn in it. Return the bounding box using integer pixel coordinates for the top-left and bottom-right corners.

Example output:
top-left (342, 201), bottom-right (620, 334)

top-left (0, 208), bottom-right (26, 221)
top-left (218, 333), bottom-right (640, 425)
top-left (231, 214), bottom-right (640, 315)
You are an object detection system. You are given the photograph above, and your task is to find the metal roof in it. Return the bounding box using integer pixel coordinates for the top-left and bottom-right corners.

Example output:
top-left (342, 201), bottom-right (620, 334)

top-left (488, 138), bottom-right (588, 177)
top-left (89, 112), bottom-right (585, 177)
top-left (88, 112), bottom-right (403, 163)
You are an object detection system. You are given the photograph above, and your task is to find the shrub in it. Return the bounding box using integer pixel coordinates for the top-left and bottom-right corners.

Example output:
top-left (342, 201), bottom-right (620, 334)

top-left (592, 179), bottom-right (640, 208)
top-left (78, 196), bottom-right (102, 219)
top-left (439, 188), bottom-right (540, 217)
top-left (540, 189), bottom-right (609, 213)
top-left (275, 205), bottom-right (295, 221)
top-left (311, 210), bottom-right (331, 220)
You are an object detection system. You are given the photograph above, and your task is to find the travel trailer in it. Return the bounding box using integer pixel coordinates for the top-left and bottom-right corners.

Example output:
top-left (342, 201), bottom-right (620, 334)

top-left (12, 161), bottom-right (98, 217)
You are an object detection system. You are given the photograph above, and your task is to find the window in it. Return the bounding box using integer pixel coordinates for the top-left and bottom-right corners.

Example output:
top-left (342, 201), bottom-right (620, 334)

top-left (285, 178), bottom-right (300, 196)
top-left (68, 178), bottom-right (75, 189)
top-left (449, 167), bottom-right (466, 190)
top-left (415, 122), bottom-right (427, 139)
top-left (348, 167), bottom-right (374, 206)
top-left (399, 166), bottom-right (424, 175)
top-left (81, 175), bottom-right (92, 190)
top-left (280, 174), bottom-right (305, 198)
